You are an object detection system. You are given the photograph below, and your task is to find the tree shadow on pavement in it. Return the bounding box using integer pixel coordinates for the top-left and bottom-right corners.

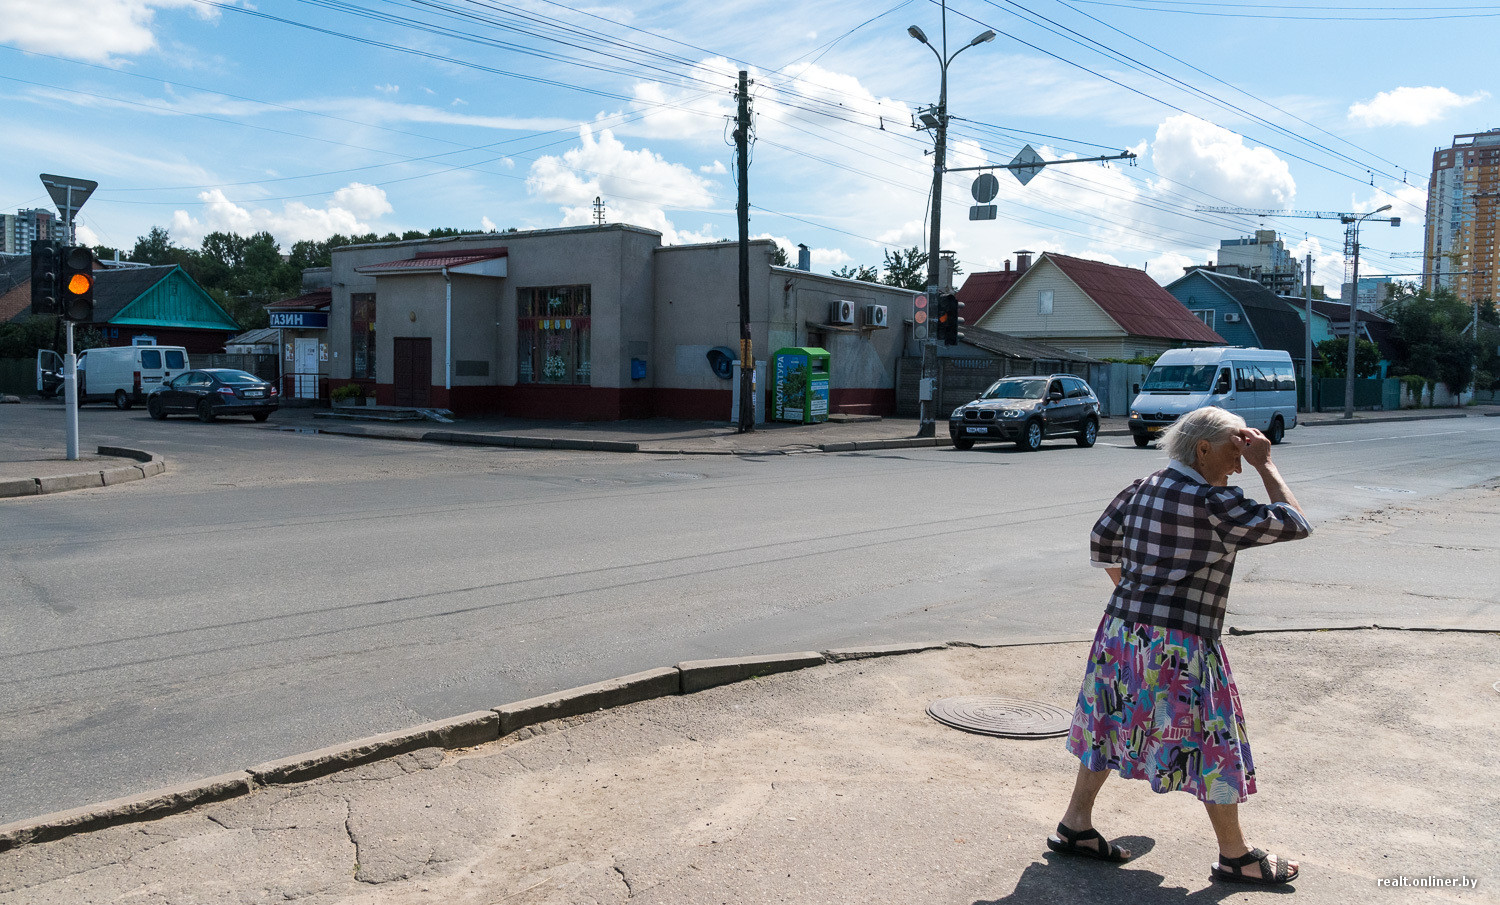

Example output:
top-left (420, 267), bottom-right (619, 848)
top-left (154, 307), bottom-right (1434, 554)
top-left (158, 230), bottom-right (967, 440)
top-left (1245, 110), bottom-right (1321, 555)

top-left (975, 842), bottom-right (1295, 904)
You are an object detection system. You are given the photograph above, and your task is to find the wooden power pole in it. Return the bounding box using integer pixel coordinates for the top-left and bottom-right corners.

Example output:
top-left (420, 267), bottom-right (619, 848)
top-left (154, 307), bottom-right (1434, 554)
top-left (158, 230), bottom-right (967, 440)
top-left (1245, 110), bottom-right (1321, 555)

top-left (735, 71), bottom-right (754, 433)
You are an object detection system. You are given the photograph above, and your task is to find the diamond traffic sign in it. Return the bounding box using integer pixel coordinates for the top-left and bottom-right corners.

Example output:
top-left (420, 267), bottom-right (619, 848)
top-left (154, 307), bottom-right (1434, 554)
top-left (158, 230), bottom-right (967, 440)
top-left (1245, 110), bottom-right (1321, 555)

top-left (40, 173), bottom-right (98, 223)
top-left (1008, 145), bottom-right (1045, 186)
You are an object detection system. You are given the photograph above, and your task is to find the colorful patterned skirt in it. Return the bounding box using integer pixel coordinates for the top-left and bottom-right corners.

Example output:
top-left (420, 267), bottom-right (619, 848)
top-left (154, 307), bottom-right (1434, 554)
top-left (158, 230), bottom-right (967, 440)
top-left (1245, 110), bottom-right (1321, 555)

top-left (1065, 613), bottom-right (1256, 804)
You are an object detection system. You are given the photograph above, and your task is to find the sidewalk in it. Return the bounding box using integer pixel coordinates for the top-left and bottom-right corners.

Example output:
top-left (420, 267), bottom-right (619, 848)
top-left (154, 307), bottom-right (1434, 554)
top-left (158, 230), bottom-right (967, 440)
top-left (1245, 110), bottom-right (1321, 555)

top-left (1, 628), bottom-right (1493, 903)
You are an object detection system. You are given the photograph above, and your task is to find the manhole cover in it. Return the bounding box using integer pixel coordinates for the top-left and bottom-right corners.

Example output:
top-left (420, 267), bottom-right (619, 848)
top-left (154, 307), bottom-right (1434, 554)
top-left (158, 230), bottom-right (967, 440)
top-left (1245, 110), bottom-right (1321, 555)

top-left (927, 696), bottom-right (1073, 739)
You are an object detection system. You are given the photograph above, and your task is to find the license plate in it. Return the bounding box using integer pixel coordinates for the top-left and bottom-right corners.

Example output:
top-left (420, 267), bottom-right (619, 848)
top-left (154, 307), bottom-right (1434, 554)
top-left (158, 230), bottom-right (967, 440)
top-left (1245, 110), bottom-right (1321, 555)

top-left (244, 390), bottom-right (264, 397)
top-left (1146, 426), bottom-right (1162, 433)
top-left (966, 426), bottom-right (988, 434)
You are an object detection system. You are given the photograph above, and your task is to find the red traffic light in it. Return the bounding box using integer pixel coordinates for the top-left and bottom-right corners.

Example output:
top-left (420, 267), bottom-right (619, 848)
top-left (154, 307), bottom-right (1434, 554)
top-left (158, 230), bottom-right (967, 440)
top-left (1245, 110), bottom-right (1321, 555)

top-left (912, 293), bottom-right (928, 325)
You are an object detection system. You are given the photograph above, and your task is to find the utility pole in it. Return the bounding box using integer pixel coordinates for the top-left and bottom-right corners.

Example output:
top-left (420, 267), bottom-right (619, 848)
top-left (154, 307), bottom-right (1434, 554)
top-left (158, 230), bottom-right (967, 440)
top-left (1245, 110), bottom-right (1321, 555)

top-left (1343, 206), bottom-right (1398, 418)
top-left (909, 3), bottom-right (994, 438)
top-left (1303, 251), bottom-right (1314, 413)
top-left (734, 70), bottom-right (754, 434)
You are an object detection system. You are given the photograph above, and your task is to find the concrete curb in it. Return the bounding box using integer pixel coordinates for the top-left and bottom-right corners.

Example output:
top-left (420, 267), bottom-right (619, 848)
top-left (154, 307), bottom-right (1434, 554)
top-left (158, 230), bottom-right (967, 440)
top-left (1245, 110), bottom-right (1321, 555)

top-left (0, 447), bottom-right (166, 499)
top-left (823, 641), bottom-right (950, 662)
top-left (422, 431), bottom-right (641, 453)
top-left (0, 772), bottom-right (252, 851)
top-left (247, 710), bottom-right (502, 786)
top-left (496, 667), bottom-right (680, 735)
top-left (677, 651), bottom-right (827, 693)
top-left (1301, 412), bottom-right (1468, 427)
top-left (1227, 622), bottom-right (1498, 636)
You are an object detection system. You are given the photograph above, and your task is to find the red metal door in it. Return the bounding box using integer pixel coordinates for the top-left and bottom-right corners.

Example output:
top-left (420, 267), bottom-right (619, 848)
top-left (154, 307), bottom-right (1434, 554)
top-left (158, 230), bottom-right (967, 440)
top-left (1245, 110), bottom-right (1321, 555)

top-left (393, 337), bottom-right (431, 407)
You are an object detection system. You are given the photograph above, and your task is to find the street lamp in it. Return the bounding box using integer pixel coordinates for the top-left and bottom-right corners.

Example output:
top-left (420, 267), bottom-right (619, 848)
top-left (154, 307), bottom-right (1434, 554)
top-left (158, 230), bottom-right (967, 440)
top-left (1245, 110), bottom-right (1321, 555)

top-left (909, 3), bottom-right (994, 437)
top-left (1342, 204), bottom-right (1400, 419)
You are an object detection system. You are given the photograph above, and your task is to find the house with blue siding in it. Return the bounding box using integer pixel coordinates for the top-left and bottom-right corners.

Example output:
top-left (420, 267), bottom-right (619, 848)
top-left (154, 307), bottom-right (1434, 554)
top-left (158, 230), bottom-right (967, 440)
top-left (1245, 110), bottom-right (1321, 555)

top-left (1165, 268), bottom-right (1323, 373)
top-left (84, 265), bottom-right (239, 353)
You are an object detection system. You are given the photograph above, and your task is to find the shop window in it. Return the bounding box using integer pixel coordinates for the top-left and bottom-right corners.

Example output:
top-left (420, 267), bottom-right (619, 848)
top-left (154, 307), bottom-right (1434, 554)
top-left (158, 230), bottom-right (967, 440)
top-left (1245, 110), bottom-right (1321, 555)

top-left (518, 285), bottom-right (591, 385)
top-left (351, 293), bottom-right (376, 379)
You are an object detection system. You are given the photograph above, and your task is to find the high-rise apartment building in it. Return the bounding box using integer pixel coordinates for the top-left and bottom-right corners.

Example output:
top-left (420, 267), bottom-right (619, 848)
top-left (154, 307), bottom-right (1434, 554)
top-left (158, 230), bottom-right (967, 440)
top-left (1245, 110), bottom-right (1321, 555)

top-left (1424, 129), bottom-right (1500, 301)
top-left (1, 208), bottom-right (66, 255)
top-left (1213, 230), bottom-right (1303, 295)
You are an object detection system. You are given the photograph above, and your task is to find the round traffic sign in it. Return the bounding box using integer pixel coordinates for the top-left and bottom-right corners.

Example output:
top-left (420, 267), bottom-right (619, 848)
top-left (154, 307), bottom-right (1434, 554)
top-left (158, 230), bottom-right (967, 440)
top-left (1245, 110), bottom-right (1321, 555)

top-left (971, 173), bottom-right (999, 203)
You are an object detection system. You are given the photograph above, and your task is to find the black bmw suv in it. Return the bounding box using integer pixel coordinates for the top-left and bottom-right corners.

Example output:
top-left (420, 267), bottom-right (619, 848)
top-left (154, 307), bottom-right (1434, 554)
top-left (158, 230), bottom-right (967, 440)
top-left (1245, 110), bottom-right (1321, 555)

top-left (949, 374), bottom-right (1101, 451)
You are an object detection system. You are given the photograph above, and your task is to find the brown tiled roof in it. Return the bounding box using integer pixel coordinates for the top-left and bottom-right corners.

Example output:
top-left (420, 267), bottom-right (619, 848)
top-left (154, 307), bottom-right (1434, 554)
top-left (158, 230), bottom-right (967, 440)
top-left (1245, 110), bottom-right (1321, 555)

top-left (955, 270), bottom-right (1022, 325)
top-left (266, 289), bottom-right (331, 311)
top-left (357, 247), bottom-right (508, 273)
top-left (1046, 253), bottom-right (1226, 343)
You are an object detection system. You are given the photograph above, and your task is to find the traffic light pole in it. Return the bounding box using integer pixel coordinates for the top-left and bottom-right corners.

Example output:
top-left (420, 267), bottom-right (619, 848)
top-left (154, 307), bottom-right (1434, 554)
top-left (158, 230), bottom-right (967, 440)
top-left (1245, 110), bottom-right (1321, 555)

top-left (64, 320), bottom-right (78, 460)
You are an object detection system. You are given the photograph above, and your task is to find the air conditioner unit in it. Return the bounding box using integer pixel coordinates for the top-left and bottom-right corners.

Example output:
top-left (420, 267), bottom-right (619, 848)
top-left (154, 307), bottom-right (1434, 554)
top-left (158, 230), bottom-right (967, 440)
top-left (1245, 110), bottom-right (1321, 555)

top-left (864, 304), bottom-right (888, 328)
top-left (830, 300), bottom-right (856, 324)
top-left (1223, 312), bottom-right (1242, 323)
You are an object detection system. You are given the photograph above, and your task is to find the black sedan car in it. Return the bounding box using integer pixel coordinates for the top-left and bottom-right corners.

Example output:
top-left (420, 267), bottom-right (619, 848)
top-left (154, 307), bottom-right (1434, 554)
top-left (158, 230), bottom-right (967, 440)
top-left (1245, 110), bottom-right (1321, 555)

top-left (147, 368), bottom-right (279, 422)
top-left (949, 374), bottom-right (1100, 451)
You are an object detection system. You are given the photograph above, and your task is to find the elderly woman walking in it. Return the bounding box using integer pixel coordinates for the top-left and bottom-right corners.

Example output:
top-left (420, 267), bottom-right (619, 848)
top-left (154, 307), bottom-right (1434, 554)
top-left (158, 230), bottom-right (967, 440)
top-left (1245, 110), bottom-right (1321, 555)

top-left (1047, 406), bottom-right (1311, 886)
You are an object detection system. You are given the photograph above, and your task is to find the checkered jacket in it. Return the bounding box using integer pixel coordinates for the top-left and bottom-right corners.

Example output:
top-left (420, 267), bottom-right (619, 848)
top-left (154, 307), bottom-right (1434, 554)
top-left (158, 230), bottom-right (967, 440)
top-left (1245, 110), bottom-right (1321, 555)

top-left (1091, 462), bottom-right (1312, 638)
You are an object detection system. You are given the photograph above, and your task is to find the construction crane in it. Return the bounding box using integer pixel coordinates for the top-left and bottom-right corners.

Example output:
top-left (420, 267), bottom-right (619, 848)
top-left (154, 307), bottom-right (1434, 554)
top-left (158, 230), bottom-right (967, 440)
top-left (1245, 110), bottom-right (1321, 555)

top-left (1197, 206), bottom-right (1380, 225)
top-left (1198, 204), bottom-right (1403, 419)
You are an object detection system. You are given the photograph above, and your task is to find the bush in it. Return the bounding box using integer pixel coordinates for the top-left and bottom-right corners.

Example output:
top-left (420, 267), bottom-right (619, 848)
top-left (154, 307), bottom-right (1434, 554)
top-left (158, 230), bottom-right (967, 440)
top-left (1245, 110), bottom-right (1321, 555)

top-left (330, 383), bottom-right (363, 402)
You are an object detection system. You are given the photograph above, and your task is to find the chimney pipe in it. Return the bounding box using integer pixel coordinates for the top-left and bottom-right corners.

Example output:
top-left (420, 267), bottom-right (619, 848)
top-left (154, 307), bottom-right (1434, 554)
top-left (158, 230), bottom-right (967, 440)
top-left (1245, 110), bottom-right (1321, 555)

top-left (1003, 259), bottom-right (1011, 272)
top-left (796, 243), bottom-right (810, 271)
top-left (1014, 250), bottom-right (1033, 273)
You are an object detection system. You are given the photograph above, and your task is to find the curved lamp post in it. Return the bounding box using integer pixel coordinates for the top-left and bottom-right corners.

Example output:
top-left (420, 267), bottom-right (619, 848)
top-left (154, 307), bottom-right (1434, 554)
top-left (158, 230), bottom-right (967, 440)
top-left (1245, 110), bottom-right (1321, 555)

top-left (1342, 204), bottom-right (1399, 418)
top-left (909, 6), bottom-right (994, 436)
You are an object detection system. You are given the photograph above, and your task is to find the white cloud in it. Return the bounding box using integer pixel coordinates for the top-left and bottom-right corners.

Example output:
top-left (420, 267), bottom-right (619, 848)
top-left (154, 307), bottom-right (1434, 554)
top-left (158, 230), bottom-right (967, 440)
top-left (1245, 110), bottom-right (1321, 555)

top-left (1150, 114), bottom-right (1296, 207)
top-left (1145, 251), bottom-right (1197, 285)
top-left (1348, 86), bottom-right (1488, 127)
top-left (168, 183), bottom-right (393, 246)
top-left (700, 160), bottom-right (728, 175)
top-left (375, 84), bottom-right (399, 95)
top-left (0, 0), bottom-right (210, 62)
top-left (527, 125), bottom-right (716, 244)
top-left (480, 216), bottom-right (497, 232)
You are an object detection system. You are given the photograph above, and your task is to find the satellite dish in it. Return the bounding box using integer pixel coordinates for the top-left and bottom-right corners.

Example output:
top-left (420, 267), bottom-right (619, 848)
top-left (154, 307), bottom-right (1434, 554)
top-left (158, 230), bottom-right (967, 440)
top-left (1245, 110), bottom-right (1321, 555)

top-left (706, 347), bottom-right (735, 380)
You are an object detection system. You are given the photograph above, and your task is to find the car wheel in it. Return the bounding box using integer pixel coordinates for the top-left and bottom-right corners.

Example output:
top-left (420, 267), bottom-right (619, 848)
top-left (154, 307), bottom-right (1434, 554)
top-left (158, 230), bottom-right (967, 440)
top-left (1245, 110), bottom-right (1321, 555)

top-left (1076, 418), bottom-right (1098, 448)
top-left (1268, 417), bottom-right (1285, 445)
top-left (1133, 433), bottom-right (1151, 448)
top-left (252, 412), bottom-right (270, 422)
top-left (147, 397), bottom-right (166, 420)
top-left (114, 389), bottom-right (132, 410)
top-left (953, 437), bottom-right (974, 450)
top-left (197, 399), bottom-right (216, 423)
top-left (1017, 420), bottom-right (1044, 451)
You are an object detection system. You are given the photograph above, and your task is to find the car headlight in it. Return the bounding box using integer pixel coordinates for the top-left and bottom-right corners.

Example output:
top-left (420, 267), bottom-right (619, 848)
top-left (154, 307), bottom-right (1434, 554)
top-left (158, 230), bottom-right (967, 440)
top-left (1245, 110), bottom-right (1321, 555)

top-left (951, 407), bottom-right (966, 418)
top-left (1129, 411), bottom-right (1140, 419)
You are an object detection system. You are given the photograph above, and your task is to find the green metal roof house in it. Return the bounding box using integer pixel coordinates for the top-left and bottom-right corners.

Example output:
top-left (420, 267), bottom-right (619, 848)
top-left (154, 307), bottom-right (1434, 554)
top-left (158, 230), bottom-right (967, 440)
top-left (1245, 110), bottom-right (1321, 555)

top-left (83, 265), bottom-right (239, 353)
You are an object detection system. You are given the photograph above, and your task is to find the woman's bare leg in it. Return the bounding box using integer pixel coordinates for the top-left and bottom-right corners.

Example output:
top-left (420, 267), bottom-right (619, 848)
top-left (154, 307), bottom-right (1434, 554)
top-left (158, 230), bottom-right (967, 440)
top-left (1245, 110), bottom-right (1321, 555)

top-left (1054, 763), bottom-right (1129, 858)
top-left (1204, 802), bottom-right (1296, 879)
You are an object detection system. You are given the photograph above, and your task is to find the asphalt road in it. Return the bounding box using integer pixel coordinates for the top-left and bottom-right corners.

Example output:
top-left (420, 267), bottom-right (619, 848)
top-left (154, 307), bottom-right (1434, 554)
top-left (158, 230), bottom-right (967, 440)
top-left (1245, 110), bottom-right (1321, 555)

top-left (1, 404), bottom-right (1496, 823)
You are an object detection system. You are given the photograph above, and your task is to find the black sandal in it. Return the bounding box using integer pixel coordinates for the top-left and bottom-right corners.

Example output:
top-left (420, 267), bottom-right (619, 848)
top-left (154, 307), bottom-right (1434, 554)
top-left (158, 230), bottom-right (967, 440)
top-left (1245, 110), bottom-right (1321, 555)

top-left (1212, 848), bottom-right (1299, 885)
top-left (1046, 822), bottom-right (1131, 863)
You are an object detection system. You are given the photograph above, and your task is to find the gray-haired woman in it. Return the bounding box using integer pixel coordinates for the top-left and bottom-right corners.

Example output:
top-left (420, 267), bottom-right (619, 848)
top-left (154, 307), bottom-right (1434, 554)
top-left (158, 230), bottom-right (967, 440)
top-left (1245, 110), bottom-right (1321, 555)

top-left (1047, 406), bottom-right (1311, 886)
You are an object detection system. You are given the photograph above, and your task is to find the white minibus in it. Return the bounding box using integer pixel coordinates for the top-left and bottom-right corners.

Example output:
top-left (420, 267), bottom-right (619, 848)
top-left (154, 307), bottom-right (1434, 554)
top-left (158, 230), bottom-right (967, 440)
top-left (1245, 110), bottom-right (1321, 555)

top-left (1129, 347), bottom-right (1297, 447)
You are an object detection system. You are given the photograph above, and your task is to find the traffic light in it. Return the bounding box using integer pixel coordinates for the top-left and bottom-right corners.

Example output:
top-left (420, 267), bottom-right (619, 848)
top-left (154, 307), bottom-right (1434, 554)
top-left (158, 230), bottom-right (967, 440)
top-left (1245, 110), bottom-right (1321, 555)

top-left (912, 292), bottom-right (930, 341)
top-left (58, 245), bottom-right (96, 322)
top-left (30, 239), bottom-right (61, 316)
top-left (936, 292), bottom-right (964, 345)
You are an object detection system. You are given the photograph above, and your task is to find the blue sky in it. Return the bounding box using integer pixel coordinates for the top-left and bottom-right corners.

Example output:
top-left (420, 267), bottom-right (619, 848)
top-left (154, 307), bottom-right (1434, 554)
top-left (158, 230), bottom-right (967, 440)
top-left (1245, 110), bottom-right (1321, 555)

top-left (3, 0), bottom-right (1496, 295)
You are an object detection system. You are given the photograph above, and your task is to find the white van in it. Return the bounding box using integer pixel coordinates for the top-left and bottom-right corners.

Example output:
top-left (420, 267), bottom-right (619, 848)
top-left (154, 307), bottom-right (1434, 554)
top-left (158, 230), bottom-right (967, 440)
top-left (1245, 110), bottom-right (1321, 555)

top-left (77, 345), bottom-right (190, 409)
top-left (1129, 347), bottom-right (1297, 448)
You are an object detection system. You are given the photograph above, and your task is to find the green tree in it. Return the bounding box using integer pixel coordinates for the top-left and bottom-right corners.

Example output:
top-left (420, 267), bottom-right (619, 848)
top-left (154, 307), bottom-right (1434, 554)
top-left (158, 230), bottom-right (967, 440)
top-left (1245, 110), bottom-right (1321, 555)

top-left (832, 264), bottom-right (878, 282)
top-left (769, 244), bottom-right (790, 267)
top-left (1385, 285), bottom-right (1481, 393)
top-left (881, 247), bottom-right (928, 291)
top-left (1314, 337), bottom-right (1382, 379)
top-left (131, 226), bottom-right (179, 265)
